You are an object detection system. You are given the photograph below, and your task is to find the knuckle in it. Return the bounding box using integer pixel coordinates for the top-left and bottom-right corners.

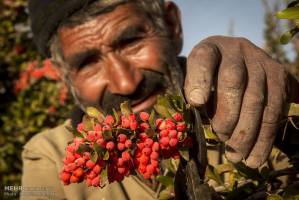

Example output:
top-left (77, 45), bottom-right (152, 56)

top-left (220, 64), bottom-right (246, 90)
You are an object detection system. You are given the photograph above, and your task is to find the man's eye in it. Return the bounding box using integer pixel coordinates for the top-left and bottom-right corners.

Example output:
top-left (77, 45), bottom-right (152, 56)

top-left (78, 55), bottom-right (99, 70)
top-left (119, 36), bottom-right (143, 48)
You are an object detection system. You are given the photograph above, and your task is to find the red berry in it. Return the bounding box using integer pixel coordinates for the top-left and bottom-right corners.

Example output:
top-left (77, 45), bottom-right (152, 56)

top-left (125, 140), bottom-right (132, 148)
top-left (117, 143), bottom-right (125, 151)
top-left (169, 138), bottom-right (178, 147)
top-left (77, 123), bottom-right (85, 132)
top-left (139, 112), bottom-right (150, 121)
top-left (75, 157), bottom-right (85, 166)
top-left (60, 171), bottom-right (71, 182)
top-left (142, 147), bottom-right (152, 156)
top-left (86, 160), bottom-right (96, 169)
top-left (160, 130), bottom-right (169, 137)
top-left (96, 138), bottom-right (106, 147)
top-left (137, 142), bottom-right (145, 150)
top-left (166, 119), bottom-right (176, 130)
top-left (160, 137), bottom-right (170, 147)
top-left (118, 134), bottom-right (127, 143)
top-left (146, 164), bottom-right (155, 174)
top-left (73, 167), bottom-right (84, 177)
top-left (140, 155), bottom-right (149, 165)
top-left (168, 130), bottom-right (177, 138)
top-left (106, 141), bottom-right (115, 151)
top-left (64, 163), bottom-right (77, 172)
top-left (121, 117), bottom-right (130, 128)
top-left (139, 133), bottom-right (148, 141)
top-left (91, 176), bottom-right (100, 186)
top-left (93, 164), bottom-right (102, 174)
top-left (152, 142), bottom-right (160, 152)
top-left (117, 158), bottom-right (125, 166)
top-left (94, 124), bottom-right (102, 131)
top-left (176, 122), bottom-right (186, 132)
top-left (145, 138), bottom-right (154, 147)
top-left (129, 113), bottom-right (136, 121)
top-left (138, 164), bottom-right (146, 173)
top-left (118, 167), bottom-right (126, 174)
top-left (140, 122), bottom-right (150, 131)
top-left (102, 125), bottom-right (111, 131)
top-left (105, 115), bottom-right (115, 125)
top-left (173, 112), bottom-right (183, 121)
top-left (70, 175), bottom-right (79, 183)
top-left (122, 151), bottom-right (131, 161)
top-left (143, 172), bottom-right (152, 179)
top-left (155, 118), bottom-right (163, 126)
top-left (151, 159), bottom-right (159, 168)
top-left (130, 121), bottom-right (138, 130)
top-left (150, 151), bottom-right (159, 160)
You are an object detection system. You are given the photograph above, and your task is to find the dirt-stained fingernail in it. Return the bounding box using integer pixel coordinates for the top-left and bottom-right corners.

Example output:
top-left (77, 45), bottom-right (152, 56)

top-left (189, 88), bottom-right (205, 105)
top-left (225, 145), bottom-right (243, 163)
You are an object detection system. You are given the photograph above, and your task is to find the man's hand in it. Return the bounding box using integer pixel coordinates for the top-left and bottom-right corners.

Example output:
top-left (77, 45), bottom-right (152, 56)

top-left (184, 36), bottom-right (288, 168)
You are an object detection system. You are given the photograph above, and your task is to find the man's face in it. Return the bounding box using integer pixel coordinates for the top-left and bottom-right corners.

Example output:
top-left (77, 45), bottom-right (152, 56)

top-left (57, 2), bottom-right (182, 114)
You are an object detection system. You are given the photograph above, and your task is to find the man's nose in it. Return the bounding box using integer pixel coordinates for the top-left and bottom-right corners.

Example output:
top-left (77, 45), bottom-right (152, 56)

top-left (106, 53), bottom-right (143, 95)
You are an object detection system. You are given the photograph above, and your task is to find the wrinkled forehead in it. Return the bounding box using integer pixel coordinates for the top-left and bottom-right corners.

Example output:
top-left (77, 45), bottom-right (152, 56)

top-left (57, 3), bottom-right (157, 59)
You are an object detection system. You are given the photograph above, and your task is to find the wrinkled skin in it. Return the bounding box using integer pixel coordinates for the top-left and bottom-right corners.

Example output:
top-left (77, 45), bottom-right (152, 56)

top-left (55, 1), bottom-right (299, 168)
top-left (184, 36), bottom-right (294, 168)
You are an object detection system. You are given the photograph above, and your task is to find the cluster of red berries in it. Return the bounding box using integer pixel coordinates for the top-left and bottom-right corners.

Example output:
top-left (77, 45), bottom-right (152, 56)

top-left (60, 110), bottom-right (192, 187)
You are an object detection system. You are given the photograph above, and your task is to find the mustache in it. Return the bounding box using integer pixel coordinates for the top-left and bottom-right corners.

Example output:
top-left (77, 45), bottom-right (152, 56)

top-left (100, 70), bottom-right (167, 114)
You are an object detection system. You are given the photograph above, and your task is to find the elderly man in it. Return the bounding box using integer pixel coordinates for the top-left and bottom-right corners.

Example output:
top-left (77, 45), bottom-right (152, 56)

top-left (21, 0), bottom-right (299, 199)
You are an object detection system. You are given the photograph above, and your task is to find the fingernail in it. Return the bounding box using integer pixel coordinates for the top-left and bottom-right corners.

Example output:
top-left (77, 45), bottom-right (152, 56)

top-left (189, 89), bottom-right (205, 105)
top-left (225, 145), bottom-right (243, 163)
top-left (245, 156), bottom-right (262, 169)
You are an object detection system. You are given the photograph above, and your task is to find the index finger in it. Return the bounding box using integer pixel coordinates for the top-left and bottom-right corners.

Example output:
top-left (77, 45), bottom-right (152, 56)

top-left (184, 41), bottom-right (220, 106)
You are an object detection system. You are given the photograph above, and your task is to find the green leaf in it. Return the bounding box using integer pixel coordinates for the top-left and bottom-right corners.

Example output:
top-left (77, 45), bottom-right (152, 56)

top-left (116, 128), bottom-right (132, 136)
top-left (76, 144), bottom-right (90, 154)
top-left (267, 194), bottom-right (283, 200)
top-left (179, 147), bottom-right (190, 161)
top-left (90, 151), bottom-right (99, 163)
top-left (103, 130), bottom-right (113, 140)
top-left (280, 28), bottom-right (299, 44)
top-left (100, 166), bottom-right (108, 187)
top-left (93, 143), bottom-right (104, 157)
top-left (82, 115), bottom-right (94, 131)
top-left (287, 103), bottom-right (299, 116)
top-left (158, 186), bottom-right (174, 200)
top-left (214, 163), bottom-right (234, 174)
top-left (86, 107), bottom-right (101, 119)
top-left (205, 165), bottom-right (224, 186)
top-left (203, 126), bottom-right (218, 140)
top-left (113, 108), bottom-right (120, 125)
top-left (154, 105), bottom-right (172, 118)
top-left (145, 129), bottom-right (155, 137)
top-left (276, 6), bottom-right (299, 20)
top-left (156, 175), bottom-right (174, 187)
top-left (170, 95), bottom-right (185, 112)
top-left (149, 110), bottom-right (155, 129)
top-left (120, 101), bottom-right (132, 117)
top-left (103, 151), bottom-right (109, 161)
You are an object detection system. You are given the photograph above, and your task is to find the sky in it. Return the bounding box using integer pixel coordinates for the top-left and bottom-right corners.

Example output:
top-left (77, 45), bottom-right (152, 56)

top-left (172, 0), bottom-right (275, 56)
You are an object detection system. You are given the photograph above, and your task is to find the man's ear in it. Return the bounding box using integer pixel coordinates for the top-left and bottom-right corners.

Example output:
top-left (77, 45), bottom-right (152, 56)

top-left (163, 1), bottom-right (183, 55)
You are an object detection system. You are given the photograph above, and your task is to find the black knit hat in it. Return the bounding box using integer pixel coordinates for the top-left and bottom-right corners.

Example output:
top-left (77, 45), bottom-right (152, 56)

top-left (28, 0), bottom-right (96, 57)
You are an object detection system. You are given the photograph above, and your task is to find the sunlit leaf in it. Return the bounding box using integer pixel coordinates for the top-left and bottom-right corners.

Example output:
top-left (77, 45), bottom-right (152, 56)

top-left (179, 147), bottom-right (190, 161)
top-left (156, 175), bottom-right (174, 187)
top-left (120, 101), bottom-right (132, 117)
top-left (276, 6), bottom-right (299, 20)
